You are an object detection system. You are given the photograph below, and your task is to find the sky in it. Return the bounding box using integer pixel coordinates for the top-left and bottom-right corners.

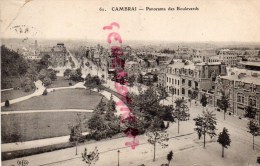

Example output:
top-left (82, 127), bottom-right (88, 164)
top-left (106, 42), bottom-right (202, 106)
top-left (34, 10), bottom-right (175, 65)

top-left (1, 0), bottom-right (260, 42)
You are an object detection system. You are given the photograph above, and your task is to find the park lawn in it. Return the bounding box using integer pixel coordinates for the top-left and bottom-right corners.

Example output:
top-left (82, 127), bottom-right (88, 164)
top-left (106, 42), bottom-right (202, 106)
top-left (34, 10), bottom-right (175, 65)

top-left (47, 76), bottom-right (78, 88)
top-left (1, 76), bottom-right (21, 89)
top-left (1, 112), bottom-right (92, 143)
top-left (1, 89), bottom-right (107, 111)
top-left (1, 89), bottom-right (35, 102)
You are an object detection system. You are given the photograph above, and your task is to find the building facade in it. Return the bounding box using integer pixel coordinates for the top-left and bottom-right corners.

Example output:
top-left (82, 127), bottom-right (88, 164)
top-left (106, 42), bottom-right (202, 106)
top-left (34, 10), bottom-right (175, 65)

top-left (215, 74), bottom-right (260, 123)
top-left (165, 61), bottom-right (227, 101)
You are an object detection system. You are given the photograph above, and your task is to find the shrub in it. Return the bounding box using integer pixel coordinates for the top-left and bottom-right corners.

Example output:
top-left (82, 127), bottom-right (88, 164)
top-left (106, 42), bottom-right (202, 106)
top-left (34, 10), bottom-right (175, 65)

top-left (68, 82), bottom-right (72, 86)
top-left (42, 89), bottom-right (48, 95)
top-left (5, 100), bottom-right (10, 107)
top-left (43, 77), bottom-right (52, 87)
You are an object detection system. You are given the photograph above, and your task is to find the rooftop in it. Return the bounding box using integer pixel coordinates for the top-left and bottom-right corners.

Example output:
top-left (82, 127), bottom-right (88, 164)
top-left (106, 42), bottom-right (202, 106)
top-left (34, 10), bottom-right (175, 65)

top-left (239, 61), bottom-right (260, 67)
top-left (220, 74), bottom-right (260, 85)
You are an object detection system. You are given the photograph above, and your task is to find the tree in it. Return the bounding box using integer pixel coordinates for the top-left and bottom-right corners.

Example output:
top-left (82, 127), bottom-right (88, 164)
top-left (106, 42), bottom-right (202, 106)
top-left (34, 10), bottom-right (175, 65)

top-left (69, 123), bottom-right (82, 142)
top-left (173, 98), bottom-right (190, 134)
top-left (217, 91), bottom-right (229, 120)
top-left (158, 86), bottom-right (168, 104)
top-left (43, 77), bottom-right (52, 87)
top-left (5, 100), bottom-right (10, 107)
top-left (169, 87), bottom-right (174, 105)
top-left (68, 114), bottom-right (83, 155)
top-left (244, 106), bottom-right (256, 119)
top-left (200, 93), bottom-right (208, 111)
top-left (88, 113), bottom-right (107, 132)
top-left (84, 75), bottom-right (102, 94)
top-left (153, 74), bottom-right (158, 82)
top-left (188, 89), bottom-right (198, 107)
top-left (70, 68), bottom-right (83, 81)
top-left (81, 147), bottom-right (99, 166)
top-left (167, 151), bottom-right (173, 165)
top-left (37, 54), bottom-right (51, 71)
top-left (95, 98), bottom-right (106, 114)
top-left (47, 69), bottom-right (57, 81)
top-left (105, 95), bottom-right (116, 121)
top-left (193, 110), bottom-right (217, 148)
top-left (128, 75), bottom-right (135, 87)
top-left (217, 127), bottom-right (231, 158)
top-left (248, 119), bottom-right (260, 150)
top-left (42, 89), bottom-right (48, 95)
top-left (107, 94), bottom-right (116, 112)
top-left (137, 73), bottom-right (143, 84)
top-left (21, 77), bottom-right (36, 92)
top-left (63, 69), bottom-right (72, 79)
top-left (147, 129), bottom-right (169, 162)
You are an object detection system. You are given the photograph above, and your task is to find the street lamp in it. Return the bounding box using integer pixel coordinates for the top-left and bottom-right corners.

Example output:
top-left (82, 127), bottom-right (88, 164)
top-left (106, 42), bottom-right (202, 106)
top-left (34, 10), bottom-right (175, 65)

top-left (117, 150), bottom-right (120, 166)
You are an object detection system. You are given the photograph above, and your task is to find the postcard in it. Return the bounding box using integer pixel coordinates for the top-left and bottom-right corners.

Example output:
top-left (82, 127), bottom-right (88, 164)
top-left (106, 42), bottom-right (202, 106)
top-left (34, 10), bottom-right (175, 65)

top-left (1, 0), bottom-right (260, 165)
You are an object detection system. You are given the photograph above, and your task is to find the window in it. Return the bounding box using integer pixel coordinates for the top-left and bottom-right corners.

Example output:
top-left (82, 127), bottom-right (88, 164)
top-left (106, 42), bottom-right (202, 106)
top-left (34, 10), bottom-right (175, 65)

top-left (178, 80), bottom-right (180, 85)
top-left (175, 79), bottom-right (177, 85)
top-left (182, 79), bottom-right (185, 85)
top-left (237, 93), bottom-right (244, 103)
top-left (182, 88), bottom-right (185, 95)
top-left (188, 80), bottom-right (192, 87)
top-left (249, 96), bottom-right (257, 107)
top-left (177, 89), bottom-right (179, 95)
top-left (167, 77), bottom-right (168, 83)
top-left (188, 90), bottom-right (191, 96)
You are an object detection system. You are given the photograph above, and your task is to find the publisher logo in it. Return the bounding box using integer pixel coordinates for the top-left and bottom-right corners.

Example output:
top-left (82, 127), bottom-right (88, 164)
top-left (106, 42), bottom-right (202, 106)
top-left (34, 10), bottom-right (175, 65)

top-left (17, 159), bottom-right (29, 166)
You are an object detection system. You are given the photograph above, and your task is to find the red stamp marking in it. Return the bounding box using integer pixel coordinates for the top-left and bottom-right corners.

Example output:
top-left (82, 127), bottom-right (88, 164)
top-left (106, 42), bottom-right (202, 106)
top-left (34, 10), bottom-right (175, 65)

top-left (103, 22), bottom-right (139, 149)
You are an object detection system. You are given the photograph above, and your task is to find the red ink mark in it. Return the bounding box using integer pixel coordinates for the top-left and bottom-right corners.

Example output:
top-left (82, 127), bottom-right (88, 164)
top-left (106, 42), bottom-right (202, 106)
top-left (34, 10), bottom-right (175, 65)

top-left (103, 22), bottom-right (120, 30)
top-left (103, 22), bottom-right (139, 149)
top-left (107, 32), bottom-right (122, 44)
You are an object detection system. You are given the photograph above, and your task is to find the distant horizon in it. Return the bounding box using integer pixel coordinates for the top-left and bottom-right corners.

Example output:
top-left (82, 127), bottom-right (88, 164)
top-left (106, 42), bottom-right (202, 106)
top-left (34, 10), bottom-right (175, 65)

top-left (2, 37), bottom-right (260, 45)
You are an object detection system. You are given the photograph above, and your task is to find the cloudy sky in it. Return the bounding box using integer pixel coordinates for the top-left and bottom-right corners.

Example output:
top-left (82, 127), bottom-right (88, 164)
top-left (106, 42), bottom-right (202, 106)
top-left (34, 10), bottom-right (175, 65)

top-left (1, 0), bottom-right (260, 42)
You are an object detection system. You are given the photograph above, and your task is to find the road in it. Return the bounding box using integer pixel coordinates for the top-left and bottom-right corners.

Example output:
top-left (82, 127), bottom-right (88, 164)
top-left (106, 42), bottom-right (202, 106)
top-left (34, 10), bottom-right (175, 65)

top-left (2, 53), bottom-right (260, 166)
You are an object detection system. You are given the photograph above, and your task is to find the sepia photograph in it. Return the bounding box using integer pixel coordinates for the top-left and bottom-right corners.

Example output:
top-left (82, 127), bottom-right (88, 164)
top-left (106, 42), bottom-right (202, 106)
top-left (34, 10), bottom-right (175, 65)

top-left (1, 0), bottom-right (260, 165)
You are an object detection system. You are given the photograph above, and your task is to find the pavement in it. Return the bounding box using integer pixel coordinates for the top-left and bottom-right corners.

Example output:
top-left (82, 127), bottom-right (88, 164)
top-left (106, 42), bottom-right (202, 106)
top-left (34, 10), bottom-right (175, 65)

top-left (1, 80), bottom-right (45, 107)
top-left (1, 109), bottom-right (93, 115)
top-left (1, 88), bottom-right (14, 92)
top-left (2, 55), bottom-right (260, 165)
top-left (3, 100), bottom-right (260, 165)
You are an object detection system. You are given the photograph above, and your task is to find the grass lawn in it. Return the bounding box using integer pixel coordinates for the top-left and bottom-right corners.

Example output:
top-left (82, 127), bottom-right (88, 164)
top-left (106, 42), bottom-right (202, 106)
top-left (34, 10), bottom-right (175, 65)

top-left (1, 112), bottom-right (92, 143)
top-left (47, 76), bottom-right (78, 88)
top-left (1, 76), bottom-right (21, 89)
top-left (1, 89), bottom-right (35, 102)
top-left (2, 89), bottom-right (107, 111)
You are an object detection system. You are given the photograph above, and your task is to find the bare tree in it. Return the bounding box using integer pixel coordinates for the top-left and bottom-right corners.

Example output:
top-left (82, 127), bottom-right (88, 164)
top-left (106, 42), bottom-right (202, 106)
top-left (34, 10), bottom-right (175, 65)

top-left (147, 130), bottom-right (169, 162)
top-left (81, 147), bottom-right (99, 166)
top-left (248, 119), bottom-right (260, 150)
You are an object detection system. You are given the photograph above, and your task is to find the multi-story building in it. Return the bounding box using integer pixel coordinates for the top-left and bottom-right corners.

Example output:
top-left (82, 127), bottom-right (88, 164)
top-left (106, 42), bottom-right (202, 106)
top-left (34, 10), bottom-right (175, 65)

top-left (158, 65), bottom-right (168, 87)
top-left (165, 61), bottom-right (227, 101)
top-left (217, 49), bottom-right (242, 67)
top-left (191, 49), bottom-right (217, 63)
top-left (40, 43), bottom-right (68, 67)
top-left (125, 61), bottom-right (141, 76)
top-left (215, 74), bottom-right (260, 123)
top-left (174, 46), bottom-right (193, 60)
